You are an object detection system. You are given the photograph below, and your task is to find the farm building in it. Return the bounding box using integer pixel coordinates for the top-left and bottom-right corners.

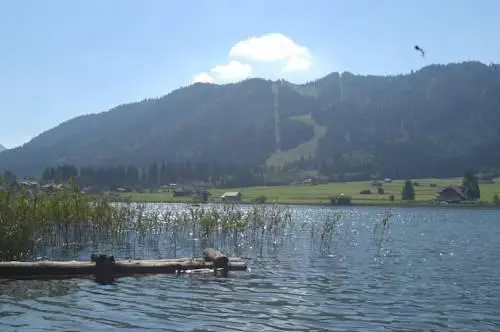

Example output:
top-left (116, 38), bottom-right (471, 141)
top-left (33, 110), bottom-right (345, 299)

top-left (329, 194), bottom-right (352, 205)
top-left (220, 191), bottom-right (242, 202)
top-left (435, 185), bottom-right (467, 203)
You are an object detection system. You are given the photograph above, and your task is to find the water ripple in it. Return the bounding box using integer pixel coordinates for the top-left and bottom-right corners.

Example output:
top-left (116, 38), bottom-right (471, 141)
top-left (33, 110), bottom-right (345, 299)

top-left (1, 206), bottom-right (500, 331)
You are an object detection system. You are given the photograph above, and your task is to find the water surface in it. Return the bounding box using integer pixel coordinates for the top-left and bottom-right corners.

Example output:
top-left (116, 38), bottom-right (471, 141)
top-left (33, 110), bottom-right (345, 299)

top-left (1, 205), bottom-right (499, 331)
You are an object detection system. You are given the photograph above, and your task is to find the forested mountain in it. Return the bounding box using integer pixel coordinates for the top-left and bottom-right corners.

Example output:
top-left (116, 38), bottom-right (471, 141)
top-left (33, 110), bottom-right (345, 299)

top-left (1, 61), bottom-right (499, 179)
top-left (0, 145), bottom-right (5, 153)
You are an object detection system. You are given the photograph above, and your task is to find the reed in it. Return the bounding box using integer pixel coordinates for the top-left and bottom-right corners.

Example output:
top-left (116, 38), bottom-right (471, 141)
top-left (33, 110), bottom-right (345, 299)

top-left (373, 209), bottom-right (393, 235)
top-left (0, 181), bottom-right (137, 261)
top-left (373, 209), bottom-right (394, 251)
top-left (310, 212), bottom-right (345, 253)
top-left (1, 180), bottom-right (347, 261)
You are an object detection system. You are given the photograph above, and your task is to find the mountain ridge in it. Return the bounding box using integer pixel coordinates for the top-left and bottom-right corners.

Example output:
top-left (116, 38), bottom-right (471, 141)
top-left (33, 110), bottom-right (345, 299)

top-left (1, 61), bottom-right (499, 178)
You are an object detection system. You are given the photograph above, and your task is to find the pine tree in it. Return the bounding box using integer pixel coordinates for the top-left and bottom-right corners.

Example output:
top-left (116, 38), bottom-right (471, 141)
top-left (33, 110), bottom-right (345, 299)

top-left (462, 170), bottom-right (480, 200)
top-left (401, 179), bottom-right (415, 200)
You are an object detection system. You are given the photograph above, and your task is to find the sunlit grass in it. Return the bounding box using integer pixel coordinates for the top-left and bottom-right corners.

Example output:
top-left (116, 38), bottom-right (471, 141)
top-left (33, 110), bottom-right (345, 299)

top-left (122, 177), bottom-right (500, 206)
top-left (266, 114), bottom-right (327, 167)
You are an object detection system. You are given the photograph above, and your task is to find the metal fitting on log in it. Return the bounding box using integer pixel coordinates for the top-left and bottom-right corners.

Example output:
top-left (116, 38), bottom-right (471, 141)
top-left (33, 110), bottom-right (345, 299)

top-left (92, 254), bottom-right (116, 284)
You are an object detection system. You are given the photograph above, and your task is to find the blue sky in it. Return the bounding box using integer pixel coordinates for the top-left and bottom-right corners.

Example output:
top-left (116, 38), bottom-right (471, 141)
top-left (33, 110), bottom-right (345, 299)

top-left (1, 0), bottom-right (499, 149)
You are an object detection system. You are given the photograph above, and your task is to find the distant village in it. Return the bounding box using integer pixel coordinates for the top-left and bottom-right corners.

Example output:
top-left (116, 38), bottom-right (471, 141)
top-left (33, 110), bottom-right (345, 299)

top-left (2, 179), bottom-right (245, 203)
top-left (2, 172), bottom-right (495, 206)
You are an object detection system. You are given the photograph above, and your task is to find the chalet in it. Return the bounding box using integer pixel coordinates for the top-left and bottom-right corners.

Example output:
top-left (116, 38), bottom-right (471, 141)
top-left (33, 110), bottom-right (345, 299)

top-left (18, 180), bottom-right (39, 190)
top-left (159, 184), bottom-right (178, 192)
top-left (40, 184), bottom-right (64, 194)
top-left (329, 194), bottom-right (352, 205)
top-left (302, 177), bottom-right (329, 185)
top-left (435, 185), bottom-right (467, 203)
top-left (192, 190), bottom-right (209, 202)
top-left (220, 191), bottom-right (242, 202)
top-left (478, 174), bottom-right (494, 184)
top-left (107, 186), bottom-right (131, 193)
top-left (478, 174), bottom-right (494, 181)
top-left (173, 190), bottom-right (193, 197)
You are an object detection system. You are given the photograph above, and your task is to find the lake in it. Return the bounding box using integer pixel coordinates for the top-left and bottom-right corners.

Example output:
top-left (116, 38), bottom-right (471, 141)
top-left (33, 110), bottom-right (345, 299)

top-left (1, 204), bottom-right (500, 331)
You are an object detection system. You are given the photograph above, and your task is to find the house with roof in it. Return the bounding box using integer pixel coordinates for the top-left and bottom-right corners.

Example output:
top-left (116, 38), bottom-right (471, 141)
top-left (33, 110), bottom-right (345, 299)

top-left (18, 180), bottom-right (39, 190)
top-left (329, 193), bottom-right (352, 205)
top-left (220, 191), bottom-right (242, 202)
top-left (40, 183), bottom-right (65, 194)
top-left (435, 185), bottom-right (467, 203)
top-left (302, 177), bottom-right (329, 185)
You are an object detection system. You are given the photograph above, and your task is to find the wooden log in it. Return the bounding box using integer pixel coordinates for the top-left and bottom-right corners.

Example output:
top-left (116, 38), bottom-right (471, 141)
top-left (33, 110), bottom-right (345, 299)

top-left (203, 248), bottom-right (229, 275)
top-left (0, 255), bottom-right (246, 281)
top-left (0, 260), bottom-right (95, 279)
top-left (203, 248), bottom-right (228, 266)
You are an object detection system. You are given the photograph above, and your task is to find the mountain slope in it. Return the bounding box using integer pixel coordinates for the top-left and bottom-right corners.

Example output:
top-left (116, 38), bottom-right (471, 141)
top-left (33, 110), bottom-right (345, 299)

top-left (1, 61), bottom-right (499, 177)
top-left (311, 62), bottom-right (500, 177)
top-left (0, 144), bottom-right (5, 153)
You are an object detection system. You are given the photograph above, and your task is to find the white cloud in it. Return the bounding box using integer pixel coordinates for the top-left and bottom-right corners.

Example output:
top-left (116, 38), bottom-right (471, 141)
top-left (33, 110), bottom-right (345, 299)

top-left (211, 61), bottom-right (252, 81)
top-left (229, 33), bottom-right (312, 72)
top-left (191, 33), bottom-right (312, 84)
top-left (193, 61), bottom-right (252, 84)
top-left (193, 72), bottom-right (215, 84)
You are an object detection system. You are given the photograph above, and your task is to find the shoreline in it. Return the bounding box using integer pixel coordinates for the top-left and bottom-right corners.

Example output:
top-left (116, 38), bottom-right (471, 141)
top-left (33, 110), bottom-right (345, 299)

top-left (111, 197), bottom-right (500, 210)
top-left (106, 176), bottom-right (500, 210)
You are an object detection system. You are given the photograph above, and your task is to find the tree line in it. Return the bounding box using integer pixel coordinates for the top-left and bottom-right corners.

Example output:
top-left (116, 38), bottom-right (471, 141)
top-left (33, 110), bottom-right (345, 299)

top-left (39, 161), bottom-right (265, 188)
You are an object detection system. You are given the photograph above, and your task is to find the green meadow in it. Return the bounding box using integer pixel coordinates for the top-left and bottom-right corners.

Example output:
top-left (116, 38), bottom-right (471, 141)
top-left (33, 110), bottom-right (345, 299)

top-left (121, 177), bottom-right (500, 207)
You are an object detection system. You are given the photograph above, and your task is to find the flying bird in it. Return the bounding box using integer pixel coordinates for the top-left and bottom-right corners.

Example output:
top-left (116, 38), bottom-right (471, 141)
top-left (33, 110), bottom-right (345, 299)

top-left (414, 45), bottom-right (425, 57)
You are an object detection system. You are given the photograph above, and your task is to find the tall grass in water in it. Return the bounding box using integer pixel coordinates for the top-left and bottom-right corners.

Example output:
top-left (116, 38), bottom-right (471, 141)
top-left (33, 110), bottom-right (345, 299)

top-left (310, 212), bottom-right (345, 254)
top-left (1, 180), bottom-right (347, 261)
top-left (162, 203), bottom-right (296, 257)
top-left (372, 209), bottom-right (394, 253)
top-left (0, 182), bottom-right (138, 261)
top-left (373, 209), bottom-right (393, 235)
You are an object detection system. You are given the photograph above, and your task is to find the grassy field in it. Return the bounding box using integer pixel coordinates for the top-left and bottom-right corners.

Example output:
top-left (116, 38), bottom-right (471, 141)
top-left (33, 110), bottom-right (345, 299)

top-left (120, 177), bottom-right (500, 207)
top-left (265, 114), bottom-right (326, 167)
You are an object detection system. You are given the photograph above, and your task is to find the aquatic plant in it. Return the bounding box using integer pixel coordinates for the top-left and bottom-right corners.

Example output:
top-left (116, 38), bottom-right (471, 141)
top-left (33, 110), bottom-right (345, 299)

top-left (310, 212), bottom-right (344, 253)
top-left (0, 182), bottom-right (137, 261)
top-left (1, 179), bottom-right (347, 261)
top-left (373, 209), bottom-right (393, 235)
top-left (372, 209), bottom-right (394, 251)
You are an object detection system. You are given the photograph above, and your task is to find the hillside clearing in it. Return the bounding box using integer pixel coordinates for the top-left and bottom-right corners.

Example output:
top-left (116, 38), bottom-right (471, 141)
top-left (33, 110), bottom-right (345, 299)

top-left (266, 114), bottom-right (326, 167)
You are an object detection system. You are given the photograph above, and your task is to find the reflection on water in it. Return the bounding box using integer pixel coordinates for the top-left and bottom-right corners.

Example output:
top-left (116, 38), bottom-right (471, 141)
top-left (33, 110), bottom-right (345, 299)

top-left (1, 205), bottom-right (500, 331)
top-left (0, 279), bottom-right (81, 301)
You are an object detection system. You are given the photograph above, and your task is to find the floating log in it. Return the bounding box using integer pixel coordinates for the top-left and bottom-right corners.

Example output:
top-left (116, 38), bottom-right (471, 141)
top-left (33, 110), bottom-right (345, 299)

top-left (0, 248), bottom-right (247, 284)
top-left (203, 248), bottom-right (229, 273)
